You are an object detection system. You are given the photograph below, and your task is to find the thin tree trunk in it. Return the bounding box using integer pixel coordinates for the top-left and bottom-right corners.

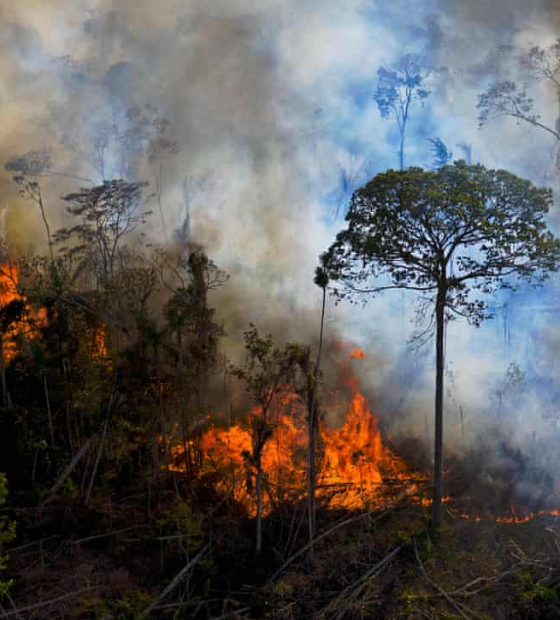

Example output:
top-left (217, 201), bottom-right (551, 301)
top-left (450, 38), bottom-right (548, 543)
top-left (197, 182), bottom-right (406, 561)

top-left (0, 334), bottom-right (6, 408)
top-left (308, 285), bottom-right (326, 555)
top-left (255, 460), bottom-right (263, 554)
top-left (37, 192), bottom-right (54, 261)
top-left (44, 373), bottom-right (55, 449)
top-left (65, 399), bottom-right (74, 453)
top-left (85, 394), bottom-right (114, 506)
top-left (155, 346), bottom-right (165, 479)
top-left (399, 131), bottom-right (405, 171)
top-left (156, 161), bottom-right (167, 241)
top-left (432, 287), bottom-right (446, 528)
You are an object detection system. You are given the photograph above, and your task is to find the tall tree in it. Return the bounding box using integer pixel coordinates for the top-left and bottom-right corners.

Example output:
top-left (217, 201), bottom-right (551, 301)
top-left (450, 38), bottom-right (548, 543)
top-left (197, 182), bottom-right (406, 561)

top-left (304, 267), bottom-right (328, 554)
top-left (374, 54), bottom-right (431, 170)
top-left (5, 150), bottom-right (54, 259)
top-left (320, 162), bottom-right (560, 527)
top-left (478, 38), bottom-right (560, 168)
top-left (126, 105), bottom-right (180, 238)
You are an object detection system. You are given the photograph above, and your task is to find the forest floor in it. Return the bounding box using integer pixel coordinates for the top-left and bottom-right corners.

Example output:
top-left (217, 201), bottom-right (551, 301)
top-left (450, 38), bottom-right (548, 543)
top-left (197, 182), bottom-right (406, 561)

top-left (4, 475), bottom-right (560, 620)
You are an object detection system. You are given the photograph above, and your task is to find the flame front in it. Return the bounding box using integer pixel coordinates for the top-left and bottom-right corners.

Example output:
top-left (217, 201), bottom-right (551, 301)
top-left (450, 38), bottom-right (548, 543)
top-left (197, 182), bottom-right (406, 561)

top-left (174, 347), bottom-right (416, 514)
top-left (0, 265), bottom-right (44, 365)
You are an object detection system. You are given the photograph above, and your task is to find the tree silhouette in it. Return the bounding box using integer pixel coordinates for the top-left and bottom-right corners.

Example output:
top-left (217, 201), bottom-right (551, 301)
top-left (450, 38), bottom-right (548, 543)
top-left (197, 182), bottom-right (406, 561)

top-left (374, 54), bottom-right (431, 170)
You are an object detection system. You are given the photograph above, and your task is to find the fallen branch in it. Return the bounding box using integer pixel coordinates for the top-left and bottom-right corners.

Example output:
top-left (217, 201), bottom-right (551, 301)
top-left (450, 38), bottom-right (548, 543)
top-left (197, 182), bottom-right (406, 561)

top-left (210, 606), bottom-right (252, 620)
top-left (414, 539), bottom-right (470, 620)
top-left (141, 544), bottom-right (209, 617)
top-left (71, 524), bottom-right (149, 545)
top-left (6, 535), bottom-right (59, 555)
top-left (448, 560), bottom-right (545, 598)
top-left (44, 437), bottom-right (94, 500)
top-left (322, 544), bottom-right (402, 620)
top-left (0, 587), bottom-right (100, 618)
top-left (268, 482), bottom-right (426, 584)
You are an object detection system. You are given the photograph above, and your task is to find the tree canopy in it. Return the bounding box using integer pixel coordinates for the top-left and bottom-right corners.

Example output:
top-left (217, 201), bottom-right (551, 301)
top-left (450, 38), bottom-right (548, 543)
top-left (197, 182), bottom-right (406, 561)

top-left (321, 162), bottom-right (560, 326)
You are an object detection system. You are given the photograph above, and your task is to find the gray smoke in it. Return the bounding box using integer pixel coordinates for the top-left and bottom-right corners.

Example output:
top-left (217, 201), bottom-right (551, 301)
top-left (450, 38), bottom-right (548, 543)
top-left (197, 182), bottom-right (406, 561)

top-left (2, 0), bottom-right (560, 503)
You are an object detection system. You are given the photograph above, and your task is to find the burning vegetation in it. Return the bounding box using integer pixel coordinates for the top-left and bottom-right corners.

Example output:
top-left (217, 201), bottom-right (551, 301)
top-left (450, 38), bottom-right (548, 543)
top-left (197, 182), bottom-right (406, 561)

top-left (1, 248), bottom-right (560, 619)
top-left (172, 346), bottom-right (416, 516)
top-left (0, 178), bottom-right (559, 617)
top-left (4, 7), bottom-right (560, 617)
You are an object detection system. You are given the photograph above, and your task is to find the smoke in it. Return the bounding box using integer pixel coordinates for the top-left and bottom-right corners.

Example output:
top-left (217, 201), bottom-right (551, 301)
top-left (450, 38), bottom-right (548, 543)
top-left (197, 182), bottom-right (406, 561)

top-left (2, 0), bottom-right (560, 499)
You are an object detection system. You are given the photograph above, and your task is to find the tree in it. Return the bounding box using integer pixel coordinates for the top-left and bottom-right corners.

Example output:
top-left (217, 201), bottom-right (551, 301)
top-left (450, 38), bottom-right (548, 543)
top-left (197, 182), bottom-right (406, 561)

top-left (428, 138), bottom-right (452, 170)
top-left (55, 180), bottom-right (150, 283)
top-left (5, 150), bottom-right (54, 259)
top-left (125, 105), bottom-right (180, 238)
top-left (320, 162), bottom-right (560, 527)
top-left (231, 326), bottom-right (302, 554)
top-left (478, 38), bottom-right (560, 166)
top-left (306, 267), bottom-right (328, 553)
top-left (333, 153), bottom-right (373, 220)
top-left (160, 246), bottom-right (228, 473)
top-left (374, 54), bottom-right (431, 170)
top-left (177, 171), bottom-right (216, 249)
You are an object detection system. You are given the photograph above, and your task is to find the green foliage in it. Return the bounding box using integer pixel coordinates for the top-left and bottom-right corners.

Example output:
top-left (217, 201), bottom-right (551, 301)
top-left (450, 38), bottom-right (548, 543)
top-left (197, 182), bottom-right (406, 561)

top-left (55, 180), bottom-right (151, 280)
top-left (0, 473), bottom-right (15, 598)
top-left (168, 498), bottom-right (205, 555)
top-left (516, 570), bottom-right (559, 605)
top-left (231, 325), bottom-right (305, 413)
top-left (321, 162), bottom-right (560, 326)
top-left (314, 266), bottom-right (329, 289)
top-left (73, 589), bottom-right (152, 619)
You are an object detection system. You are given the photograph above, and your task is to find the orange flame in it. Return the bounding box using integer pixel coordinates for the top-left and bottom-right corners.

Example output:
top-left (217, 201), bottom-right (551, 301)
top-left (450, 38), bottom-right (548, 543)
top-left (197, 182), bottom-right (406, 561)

top-left (0, 265), bottom-right (44, 364)
top-left (172, 344), bottom-right (419, 514)
top-left (89, 326), bottom-right (111, 369)
top-left (456, 507), bottom-right (560, 524)
top-left (347, 348), bottom-right (365, 360)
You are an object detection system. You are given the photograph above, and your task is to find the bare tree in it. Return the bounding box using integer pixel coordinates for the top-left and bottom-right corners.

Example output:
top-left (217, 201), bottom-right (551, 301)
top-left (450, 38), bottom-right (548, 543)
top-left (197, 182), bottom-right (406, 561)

top-left (333, 153), bottom-right (373, 220)
top-left (5, 151), bottom-right (54, 259)
top-left (478, 38), bottom-right (560, 168)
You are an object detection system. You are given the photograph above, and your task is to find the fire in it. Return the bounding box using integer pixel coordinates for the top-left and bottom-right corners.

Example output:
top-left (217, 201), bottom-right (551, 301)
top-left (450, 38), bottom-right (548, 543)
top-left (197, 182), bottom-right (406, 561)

top-left (89, 326), bottom-right (111, 367)
top-left (347, 347), bottom-right (365, 360)
top-left (319, 390), bottom-right (410, 508)
top-left (174, 345), bottom-right (419, 514)
top-left (0, 264), bottom-right (44, 365)
top-left (454, 507), bottom-right (560, 524)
